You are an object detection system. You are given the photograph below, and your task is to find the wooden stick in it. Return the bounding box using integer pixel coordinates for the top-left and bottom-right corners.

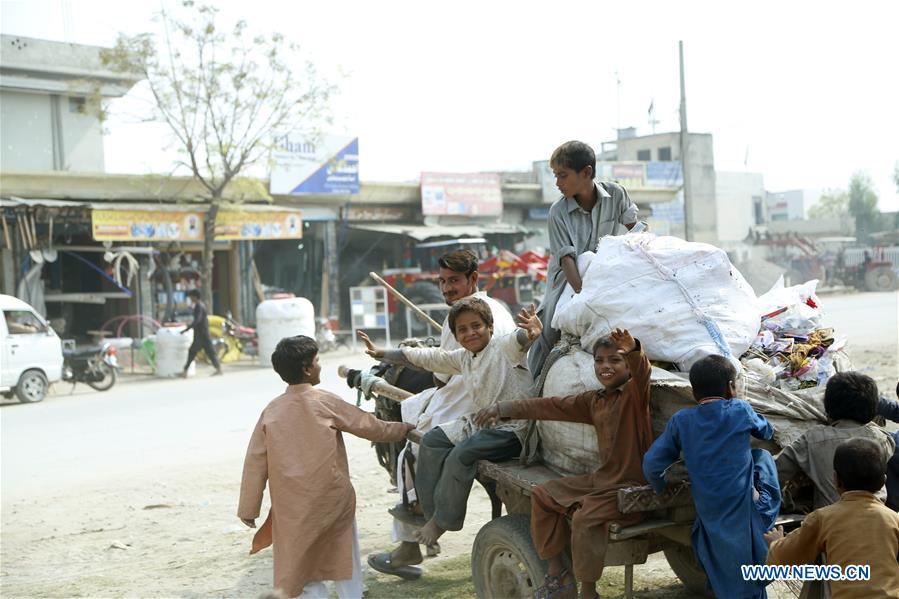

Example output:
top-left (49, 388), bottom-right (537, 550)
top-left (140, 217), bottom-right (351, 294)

top-left (29, 213), bottom-right (39, 249)
top-left (368, 271), bottom-right (442, 332)
top-left (337, 364), bottom-right (414, 402)
top-left (1, 210), bottom-right (11, 250)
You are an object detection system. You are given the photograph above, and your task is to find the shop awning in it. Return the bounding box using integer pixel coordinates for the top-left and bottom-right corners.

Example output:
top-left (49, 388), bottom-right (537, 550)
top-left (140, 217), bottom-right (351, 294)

top-left (349, 222), bottom-right (531, 241)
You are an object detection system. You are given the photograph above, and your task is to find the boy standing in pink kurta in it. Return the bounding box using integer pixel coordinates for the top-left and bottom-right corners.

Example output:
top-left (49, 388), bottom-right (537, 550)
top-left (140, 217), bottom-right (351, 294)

top-left (238, 336), bottom-right (412, 598)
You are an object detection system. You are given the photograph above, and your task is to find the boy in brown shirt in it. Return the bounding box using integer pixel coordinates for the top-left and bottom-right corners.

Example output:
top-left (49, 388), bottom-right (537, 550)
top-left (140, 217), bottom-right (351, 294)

top-left (475, 328), bottom-right (651, 599)
top-left (238, 336), bottom-right (413, 598)
top-left (765, 438), bottom-right (899, 599)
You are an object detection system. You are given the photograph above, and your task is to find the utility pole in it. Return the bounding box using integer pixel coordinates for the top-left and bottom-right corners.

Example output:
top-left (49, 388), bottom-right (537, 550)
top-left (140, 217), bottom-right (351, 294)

top-left (615, 70), bottom-right (621, 132)
top-left (679, 41), bottom-right (692, 242)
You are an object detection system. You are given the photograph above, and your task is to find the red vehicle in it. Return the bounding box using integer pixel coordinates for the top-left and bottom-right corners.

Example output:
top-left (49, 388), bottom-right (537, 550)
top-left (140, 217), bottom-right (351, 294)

top-left (378, 248), bottom-right (549, 337)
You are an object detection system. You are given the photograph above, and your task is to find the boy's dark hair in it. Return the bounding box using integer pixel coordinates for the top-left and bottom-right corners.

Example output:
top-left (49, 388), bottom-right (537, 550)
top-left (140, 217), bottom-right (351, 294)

top-left (824, 372), bottom-right (878, 424)
top-left (833, 438), bottom-right (886, 492)
top-left (689, 355), bottom-right (737, 400)
top-left (592, 335), bottom-right (617, 355)
top-left (448, 297), bottom-right (493, 335)
top-left (438, 249), bottom-right (478, 276)
top-left (187, 289), bottom-right (201, 300)
top-left (550, 141), bottom-right (596, 178)
top-left (271, 335), bottom-right (318, 384)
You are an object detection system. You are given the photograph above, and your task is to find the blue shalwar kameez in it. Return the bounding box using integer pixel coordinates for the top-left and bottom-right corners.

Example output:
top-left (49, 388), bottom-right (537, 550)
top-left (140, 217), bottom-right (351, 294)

top-left (642, 398), bottom-right (781, 599)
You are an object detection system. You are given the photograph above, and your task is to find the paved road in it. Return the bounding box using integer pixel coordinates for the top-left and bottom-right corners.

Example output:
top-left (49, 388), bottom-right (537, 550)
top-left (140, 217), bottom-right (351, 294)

top-left (2, 291), bottom-right (895, 505)
top-left (820, 291), bottom-right (898, 347)
top-left (0, 348), bottom-right (369, 504)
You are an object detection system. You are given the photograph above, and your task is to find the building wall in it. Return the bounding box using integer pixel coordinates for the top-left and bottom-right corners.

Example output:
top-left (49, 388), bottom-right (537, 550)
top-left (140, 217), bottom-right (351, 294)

top-left (715, 171), bottom-right (765, 242)
top-left (766, 189), bottom-right (806, 222)
top-left (615, 132), bottom-right (717, 243)
top-left (1, 90), bottom-right (54, 170)
top-left (0, 90), bottom-right (105, 172)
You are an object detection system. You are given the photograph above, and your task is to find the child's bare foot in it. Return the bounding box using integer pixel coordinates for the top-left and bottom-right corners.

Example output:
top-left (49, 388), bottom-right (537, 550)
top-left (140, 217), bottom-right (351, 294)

top-left (753, 487), bottom-right (760, 502)
top-left (414, 517), bottom-right (446, 546)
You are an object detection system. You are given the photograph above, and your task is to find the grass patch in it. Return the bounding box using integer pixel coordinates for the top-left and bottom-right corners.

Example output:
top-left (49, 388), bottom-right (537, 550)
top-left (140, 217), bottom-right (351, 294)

top-left (365, 554), bottom-right (473, 599)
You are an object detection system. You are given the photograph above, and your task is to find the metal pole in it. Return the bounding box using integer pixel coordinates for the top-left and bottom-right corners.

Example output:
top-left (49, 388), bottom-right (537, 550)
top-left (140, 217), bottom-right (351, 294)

top-left (679, 41), bottom-right (692, 242)
top-left (369, 272), bottom-right (442, 332)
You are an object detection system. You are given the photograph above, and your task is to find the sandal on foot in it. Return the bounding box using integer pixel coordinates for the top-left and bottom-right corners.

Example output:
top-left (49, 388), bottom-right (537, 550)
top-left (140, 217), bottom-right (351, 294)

top-left (533, 569), bottom-right (577, 599)
top-left (367, 552), bottom-right (422, 581)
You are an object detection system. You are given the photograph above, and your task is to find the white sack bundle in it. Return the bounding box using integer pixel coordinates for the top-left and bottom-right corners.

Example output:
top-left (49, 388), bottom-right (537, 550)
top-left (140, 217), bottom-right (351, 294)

top-left (552, 233), bottom-right (760, 370)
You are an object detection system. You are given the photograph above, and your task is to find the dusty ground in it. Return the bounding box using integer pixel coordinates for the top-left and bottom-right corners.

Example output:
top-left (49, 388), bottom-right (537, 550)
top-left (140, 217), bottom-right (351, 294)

top-left (1, 291), bottom-right (896, 598)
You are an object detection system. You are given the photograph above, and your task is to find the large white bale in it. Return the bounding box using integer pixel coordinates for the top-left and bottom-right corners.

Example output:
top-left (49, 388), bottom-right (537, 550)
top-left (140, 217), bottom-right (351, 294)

top-left (539, 348), bottom-right (601, 474)
top-left (553, 234), bottom-right (760, 370)
top-left (256, 297), bottom-right (315, 366)
top-left (156, 324), bottom-right (195, 377)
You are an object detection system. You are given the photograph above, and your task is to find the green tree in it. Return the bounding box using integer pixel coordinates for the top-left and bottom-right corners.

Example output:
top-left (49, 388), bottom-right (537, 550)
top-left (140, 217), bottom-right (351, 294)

top-left (100, 1), bottom-right (334, 309)
top-left (808, 189), bottom-right (849, 220)
top-left (848, 171), bottom-right (880, 242)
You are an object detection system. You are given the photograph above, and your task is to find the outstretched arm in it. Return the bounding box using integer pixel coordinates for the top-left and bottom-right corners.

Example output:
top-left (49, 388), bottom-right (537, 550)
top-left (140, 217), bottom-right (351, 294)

top-left (478, 391), bottom-right (596, 425)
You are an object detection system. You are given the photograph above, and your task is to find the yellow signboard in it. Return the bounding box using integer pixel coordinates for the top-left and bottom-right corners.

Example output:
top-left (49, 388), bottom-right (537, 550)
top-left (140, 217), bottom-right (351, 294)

top-left (92, 210), bottom-right (204, 241)
top-left (214, 211), bottom-right (303, 240)
top-left (91, 209), bottom-right (302, 241)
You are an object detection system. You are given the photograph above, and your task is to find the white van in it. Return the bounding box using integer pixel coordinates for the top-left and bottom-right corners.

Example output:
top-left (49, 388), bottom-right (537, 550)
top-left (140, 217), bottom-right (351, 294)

top-left (0, 294), bottom-right (63, 402)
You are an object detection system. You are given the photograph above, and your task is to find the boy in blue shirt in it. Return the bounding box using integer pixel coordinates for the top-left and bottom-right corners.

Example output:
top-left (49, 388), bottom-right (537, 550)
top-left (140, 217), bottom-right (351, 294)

top-left (643, 355), bottom-right (781, 599)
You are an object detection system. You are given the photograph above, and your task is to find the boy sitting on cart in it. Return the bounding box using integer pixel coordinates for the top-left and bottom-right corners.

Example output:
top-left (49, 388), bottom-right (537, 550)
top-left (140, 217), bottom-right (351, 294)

top-left (475, 328), bottom-right (651, 599)
top-left (359, 296), bottom-right (541, 547)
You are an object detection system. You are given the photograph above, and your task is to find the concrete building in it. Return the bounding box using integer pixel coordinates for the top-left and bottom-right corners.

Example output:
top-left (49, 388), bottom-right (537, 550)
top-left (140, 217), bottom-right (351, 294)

top-left (602, 131), bottom-right (718, 243)
top-left (0, 34), bottom-right (140, 172)
top-left (715, 171), bottom-right (765, 244)
top-left (766, 189), bottom-right (808, 221)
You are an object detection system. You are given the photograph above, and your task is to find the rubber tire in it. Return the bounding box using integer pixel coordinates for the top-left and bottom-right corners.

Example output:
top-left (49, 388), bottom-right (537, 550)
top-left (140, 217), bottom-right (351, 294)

top-left (394, 281), bottom-right (446, 338)
top-left (471, 513), bottom-right (548, 599)
top-left (865, 266), bottom-right (898, 292)
top-left (14, 369), bottom-right (48, 403)
top-left (663, 543), bottom-right (713, 597)
top-left (87, 362), bottom-right (117, 391)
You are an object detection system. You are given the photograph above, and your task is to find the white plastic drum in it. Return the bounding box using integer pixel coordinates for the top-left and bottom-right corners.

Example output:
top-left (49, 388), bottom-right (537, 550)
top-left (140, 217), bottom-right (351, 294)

top-left (256, 297), bottom-right (315, 367)
top-left (156, 324), bottom-right (195, 377)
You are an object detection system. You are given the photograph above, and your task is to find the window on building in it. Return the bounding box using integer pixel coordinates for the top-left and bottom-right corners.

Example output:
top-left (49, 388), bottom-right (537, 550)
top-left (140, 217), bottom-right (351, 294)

top-left (753, 196), bottom-right (764, 225)
top-left (637, 149), bottom-right (651, 162)
top-left (68, 97), bottom-right (86, 114)
top-left (658, 147), bottom-right (672, 161)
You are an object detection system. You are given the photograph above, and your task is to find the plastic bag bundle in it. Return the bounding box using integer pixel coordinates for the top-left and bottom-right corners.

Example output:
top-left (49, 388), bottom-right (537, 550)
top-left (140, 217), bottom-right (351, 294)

top-left (552, 234), bottom-right (760, 370)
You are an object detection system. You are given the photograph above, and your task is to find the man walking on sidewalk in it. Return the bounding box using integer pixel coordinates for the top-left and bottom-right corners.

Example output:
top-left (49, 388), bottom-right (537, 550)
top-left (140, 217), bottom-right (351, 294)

top-left (181, 289), bottom-right (223, 377)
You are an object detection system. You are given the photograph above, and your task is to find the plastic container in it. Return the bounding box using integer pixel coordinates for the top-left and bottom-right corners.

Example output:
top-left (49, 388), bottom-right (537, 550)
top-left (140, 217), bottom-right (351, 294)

top-left (156, 324), bottom-right (195, 377)
top-left (256, 297), bottom-right (315, 366)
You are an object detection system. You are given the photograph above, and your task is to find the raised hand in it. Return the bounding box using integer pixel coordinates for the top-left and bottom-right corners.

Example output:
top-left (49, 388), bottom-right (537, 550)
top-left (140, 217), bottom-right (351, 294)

top-left (473, 406), bottom-right (500, 428)
top-left (610, 328), bottom-right (637, 354)
top-left (516, 303), bottom-right (542, 341)
top-left (357, 330), bottom-right (386, 359)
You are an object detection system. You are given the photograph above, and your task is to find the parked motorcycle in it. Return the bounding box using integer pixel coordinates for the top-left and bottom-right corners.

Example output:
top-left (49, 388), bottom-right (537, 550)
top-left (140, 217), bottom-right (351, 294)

top-left (203, 313), bottom-right (258, 364)
top-left (62, 342), bottom-right (119, 391)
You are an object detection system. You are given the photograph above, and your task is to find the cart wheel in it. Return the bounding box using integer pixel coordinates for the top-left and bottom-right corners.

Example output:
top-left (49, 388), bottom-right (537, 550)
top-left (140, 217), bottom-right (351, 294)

top-left (471, 513), bottom-right (547, 599)
top-left (663, 544), bottom-right (712, 597)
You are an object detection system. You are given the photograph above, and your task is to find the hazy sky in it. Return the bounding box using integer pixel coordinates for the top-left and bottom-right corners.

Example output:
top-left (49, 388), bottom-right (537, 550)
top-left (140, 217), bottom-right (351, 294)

top-left (2, 0), bottom-right (898, 211)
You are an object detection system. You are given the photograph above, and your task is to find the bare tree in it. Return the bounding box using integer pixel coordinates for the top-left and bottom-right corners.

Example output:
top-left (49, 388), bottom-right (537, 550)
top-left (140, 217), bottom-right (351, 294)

top-left (100, 1), bottom-right (335, 309)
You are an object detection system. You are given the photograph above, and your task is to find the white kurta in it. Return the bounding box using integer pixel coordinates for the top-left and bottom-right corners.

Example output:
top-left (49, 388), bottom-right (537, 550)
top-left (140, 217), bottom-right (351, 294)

top-left (392, 291), bottom-right (515, 543)
top-left (398, 329), bottom-right (533, 444)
